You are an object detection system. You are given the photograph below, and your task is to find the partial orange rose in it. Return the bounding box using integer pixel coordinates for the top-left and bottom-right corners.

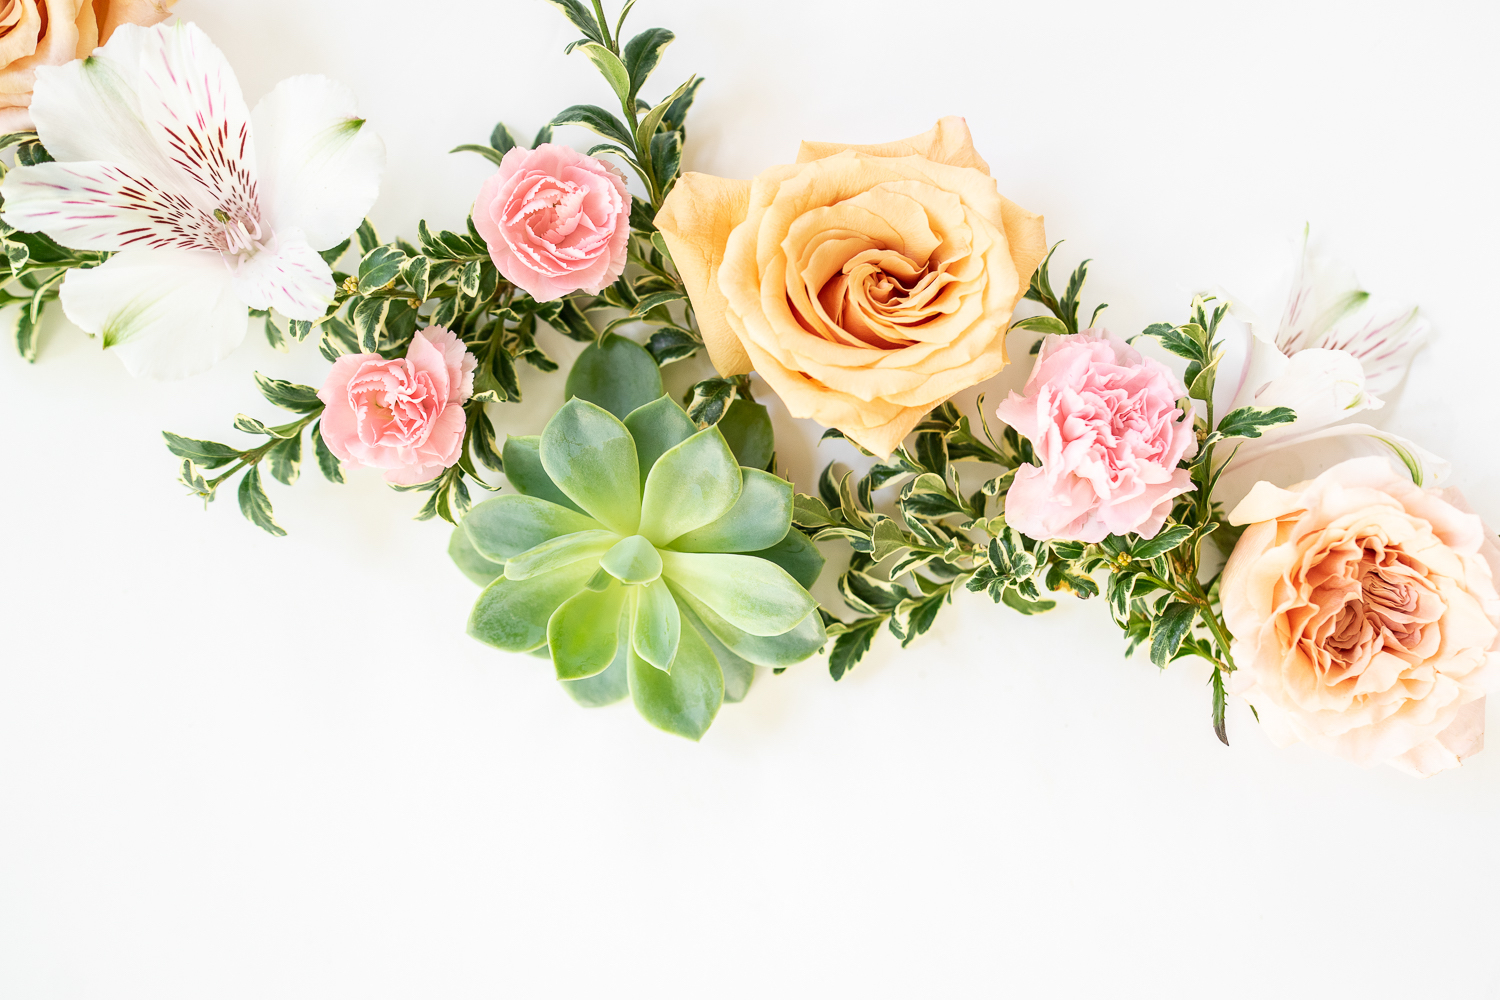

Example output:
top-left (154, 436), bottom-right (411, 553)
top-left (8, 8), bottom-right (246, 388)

top-left (655, 117), bottom-right (1046, 457)
top-left (0, 0), bottom-right (175, 131)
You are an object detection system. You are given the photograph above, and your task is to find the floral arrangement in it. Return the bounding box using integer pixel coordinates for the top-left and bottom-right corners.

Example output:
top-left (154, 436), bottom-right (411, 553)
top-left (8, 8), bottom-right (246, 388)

top-left (4, 1), bottom-right (1495, 777)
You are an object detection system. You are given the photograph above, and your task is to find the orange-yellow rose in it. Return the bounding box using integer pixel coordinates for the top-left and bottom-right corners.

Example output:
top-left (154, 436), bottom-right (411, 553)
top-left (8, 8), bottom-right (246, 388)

top-left (655, 117), bottom-right (1046, 457)
top-left (0, 0), bottom-right (175, 131)
top-left (1223, 457), bottom-right (1500, 777)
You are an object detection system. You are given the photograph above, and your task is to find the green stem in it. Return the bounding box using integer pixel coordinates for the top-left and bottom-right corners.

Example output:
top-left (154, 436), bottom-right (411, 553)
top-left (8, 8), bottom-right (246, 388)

top-left (591, 0), bottom-right (614, 51)
top-left (207, 410), bottom-right (322, 492)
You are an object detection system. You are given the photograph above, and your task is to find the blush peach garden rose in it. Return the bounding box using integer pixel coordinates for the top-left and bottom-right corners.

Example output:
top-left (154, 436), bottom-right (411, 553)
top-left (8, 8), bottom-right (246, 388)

top-left (318, 326), bottom-right (477, 486)
top-left (0, 0), bottom-right (175, 130)
top-left (1222, 457), bottom-right (1500, 777)
top-left (472, 143), bottom-right (631, 303)
top-left (995, 330), bottom-right (1197, 543)
top-left (655, 117), bottom-right (1047, 457)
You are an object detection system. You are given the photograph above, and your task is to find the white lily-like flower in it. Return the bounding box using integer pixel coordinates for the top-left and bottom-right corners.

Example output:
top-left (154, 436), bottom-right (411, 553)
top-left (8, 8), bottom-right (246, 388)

top-left (0, 21), bottom-right (384, 379)
top-left (1213, 228), bottom-right (1446, 503)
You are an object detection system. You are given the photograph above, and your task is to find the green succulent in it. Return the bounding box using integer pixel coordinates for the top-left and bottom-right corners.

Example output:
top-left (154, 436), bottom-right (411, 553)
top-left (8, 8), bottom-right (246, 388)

top-left (451, 391), bottom-right (826, 740)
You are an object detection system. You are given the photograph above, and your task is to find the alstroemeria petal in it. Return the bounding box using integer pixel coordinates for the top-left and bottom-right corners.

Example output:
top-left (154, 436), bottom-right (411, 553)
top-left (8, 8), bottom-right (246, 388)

top-left (632, 579), bottom-right (681, 672)
top-left (669, 469), bottom-right (793, 554)
top-left (251, 74), bottom-right (385, 252)
top-left (623, 395), bottom-right (697, 486)
top-left (504, 530), bottom-right (616, 582)
top-left (462, 494), bottom-right (602, 564)
top-left (658, 551), bottom-right (817, 637)
top-left (468, 559), bottom-right (598, 653)
top-left (0, 161), bottom-right (222, 253)
top-left (1315, 302), bottom-right (1428, 398)
top-left (637, 427), bottom-right (742, 546)
top-left (1233, 345), bottom-right (1372, 445)
top-left (58, 248), bottom-right (248, 380)
top-left (628, 620), bottom-right (723, 741)
top-left (230, 228), bottom-right (337, 320)
top-left (1218, 423), bottom-right (1452, 511)
top-left (540, 398), bottom-right (642, 535)
top-left (548, 579), bottom-right (628, 681)
top-left (671, 585), bottom-right (826, 668)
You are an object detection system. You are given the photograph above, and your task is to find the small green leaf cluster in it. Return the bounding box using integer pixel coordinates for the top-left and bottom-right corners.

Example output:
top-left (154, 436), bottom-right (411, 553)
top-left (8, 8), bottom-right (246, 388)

top-left (0, 132), bottom-right (110, 362)
top-left (1012, 243), bottom-right (1109, 350)
top-left (452, 335), bottom-right (825, 740)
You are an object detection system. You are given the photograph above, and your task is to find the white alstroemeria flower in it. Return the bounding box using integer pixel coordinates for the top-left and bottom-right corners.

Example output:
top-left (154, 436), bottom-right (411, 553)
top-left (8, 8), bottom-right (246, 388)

top-left (1213, 228), bottom-right (1446, 504)
top-left (0, 21), bottom-right (384, 379)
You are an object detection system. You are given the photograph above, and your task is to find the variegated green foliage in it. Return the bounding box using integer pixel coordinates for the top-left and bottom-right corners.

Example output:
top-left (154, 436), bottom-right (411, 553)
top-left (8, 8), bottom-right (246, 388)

top-left (456, 345), bottom-right (825, 739)
top-left (811, 253), bottom-right (1297, 747)
top-left (0, 132), bottom-right (110, 362)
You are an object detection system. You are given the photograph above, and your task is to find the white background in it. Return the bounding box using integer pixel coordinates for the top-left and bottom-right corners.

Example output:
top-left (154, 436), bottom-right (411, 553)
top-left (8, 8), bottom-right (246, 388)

top-left (3, 1), bottom-right (1499, 997)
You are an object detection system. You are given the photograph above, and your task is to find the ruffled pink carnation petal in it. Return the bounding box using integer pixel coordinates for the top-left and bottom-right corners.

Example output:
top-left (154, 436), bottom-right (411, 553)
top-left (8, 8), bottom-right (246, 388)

top-left (996, 330), bottom-right (1197, 542)
top-left (472, 143), bottom-right (631, 303)
top-left (315, 326), bottom-right (477, 483)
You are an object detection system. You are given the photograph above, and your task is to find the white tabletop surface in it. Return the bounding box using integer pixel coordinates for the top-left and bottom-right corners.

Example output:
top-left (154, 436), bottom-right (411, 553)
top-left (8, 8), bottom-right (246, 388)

top-left (3, 1), bottom-right (1499, 997)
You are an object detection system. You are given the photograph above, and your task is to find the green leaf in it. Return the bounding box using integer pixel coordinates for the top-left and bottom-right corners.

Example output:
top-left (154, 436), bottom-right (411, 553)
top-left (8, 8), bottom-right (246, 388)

top-left (1211, 667), bottom-right (1230, 746)
top-left (450, 143), bottom-right (507, 167)
top-left (659, 550), bottom-right (815, 637)
top-left (232, 414), bottom-right (295, 438)
top-left (237, 467), bottom-right (286, 537)
top-left (1216, 405), bottom-right (1298, 440)
top-left (262, 314), bottom-right (288, 352)
top-left (354, 219), bottom-right (380, 256)
top-left (1149, 602), bottom-right (1198, 668)
top-left (561, 638), bottom-right (631, 707)
top-left (670, 468), bottom-right (793, 555)
top-left (749, 528), bottom-right (825, 591)
top-left (319, 237), bottom-right (352, 267)
top-left (646, 327), bottom-right (699, 365)
top-left (266, 432), bottom-right (302, 486)
top-left (540, 398), bottom-right (643, 535)
top-left (622, 27), bottom-right (675, 103)
top-left (449, 525), bottom-right (505, 586)
top-left (163, 432), bottom-right (241, 470)
top-left (468, 560), bottom-right (597, 653)
top-left (565, 332), bottom-right (664, 420)
top-left (311, 421), bottom-right (345, 484)
top-left (254, 373), bottom-right (323, 413)
top-left (14, 138), bottom-right (53, 166)
top-left (1000, 590), bottom-right (1056, 615)
top-left (490, 122), bottom-right (520, 155)
top-left (505, 529), bottom-right (616, 581)
top-left (501, 435), bottom-right (585, 512)
top-left (630, 289), bottom-right (687, 317)
top-left (631, 579), bottom-right (682, 670)
top-left (551, 103), bottom-right (636, 149)
top-left (543, 0), bottom-right (605, 42)
top-left (638, 426), bottom-right (742, 545)
top-left (683, 377), bottom-right (738, 426)
top-left (628, 619), bottom-right (723, 740)
top-left (462, 493), bottom-right (602, 563)
top-left (716, 398), bottom-right (774, 470)
top-left (1011, 315), bottom-right (1069, 337)
top-left (829, 617), bottom-right (883, 681)
top-left (549, 581), bottom-right (629, 680)
top-left (577, 41), bottom-right (631, 105)
top-left (402, 255), bottom-right (432, 301)
top-left (792, 493), bottom-right (841, 529)
top-left (623, 394), bottom-right (697, 484)
top-left (1131, 524), bottom-right (1195, 561)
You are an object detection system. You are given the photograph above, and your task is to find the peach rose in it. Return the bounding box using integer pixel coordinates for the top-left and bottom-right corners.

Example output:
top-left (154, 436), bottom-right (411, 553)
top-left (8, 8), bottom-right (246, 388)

top-left (655, 117), bottom-right (1046, 457)
top-left (0, 0), bottom-right (175, 131)
top-left (317, 327), bottom-right (477, 486)
top-left (1222, 457), bottom-right (1500, 776)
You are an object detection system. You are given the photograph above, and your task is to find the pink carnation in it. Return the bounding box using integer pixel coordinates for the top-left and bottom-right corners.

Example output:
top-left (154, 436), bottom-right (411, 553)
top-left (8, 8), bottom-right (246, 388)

top-left (996, 330), bottom-right (1197, 542)
top-left (472, 143), bottom-right (631, 302)
top-left (317, 326), bottom-right (477, 486)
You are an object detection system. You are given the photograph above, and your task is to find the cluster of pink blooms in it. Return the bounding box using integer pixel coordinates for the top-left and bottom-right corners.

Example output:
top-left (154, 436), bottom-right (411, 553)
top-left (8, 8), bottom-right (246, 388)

top-left (320, 145), bottom-right (632, 483)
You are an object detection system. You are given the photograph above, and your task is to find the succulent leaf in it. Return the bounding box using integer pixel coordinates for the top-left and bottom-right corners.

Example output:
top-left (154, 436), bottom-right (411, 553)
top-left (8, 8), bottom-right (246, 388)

top-left (631, 578), bottom-right (682, 671)
top-left (463, 494), bottom-right (602, 563)
top-left (659, 551), bottom-right (817, 637)
top-left (677, 600), bottom-right (756, 702)
top-left (540, 398), bottom-right (643, 535)
top-left (623, 395), bottom-right (698, 485)
top-left (716, 397), bottom-right (775, 469)
top-left (501, 435), bottom-right (586, 512)
top-left (669, 468), bottom-right (792, 554)
top-left (638, 427), bottom-right (742, 545)
top-left (748, 528), bottom-right (825, 590)
top-left (562, 638), bottom-right (631, 707)
top-left (505, 529), bottom-right (616, 581)
top-left (565, 333), bottom-right (664, 420)
top-left (599, 534), bottom-right (663, 584)
top-left (670, 584), bottom-right (827, 667)
top-left (468, 560), bottom-right (598, 652)
top-left (449, 525), bottom-right (505, 586)
top-left (549, 580), bottom-right (629, 680)
top-left (628, 620), bottom-right (723, 740)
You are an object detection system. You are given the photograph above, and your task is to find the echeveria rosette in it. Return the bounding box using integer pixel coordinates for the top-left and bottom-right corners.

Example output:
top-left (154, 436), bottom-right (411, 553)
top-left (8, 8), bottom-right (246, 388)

top-left (452, 394), bottom-right (826, 740)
